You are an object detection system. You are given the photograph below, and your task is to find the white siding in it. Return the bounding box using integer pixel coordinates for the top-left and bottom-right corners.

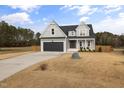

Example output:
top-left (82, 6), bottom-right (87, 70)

top-left (41, 21), bottom-right (66, 38)
top-left (76, 22), bottom-right (90, 37)
top-left (68, 31), bottom-right (76, 36)
top-left (40, 21), bottom-right (95, 52)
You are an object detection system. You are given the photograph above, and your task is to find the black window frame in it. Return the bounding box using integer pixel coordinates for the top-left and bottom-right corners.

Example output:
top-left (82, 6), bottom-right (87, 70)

top-left (51, 28), bottom-right (54, 35)
top-left (80, 41), bottom-right (82, 46)
top-left (88, 41), bottom-right (90, 46)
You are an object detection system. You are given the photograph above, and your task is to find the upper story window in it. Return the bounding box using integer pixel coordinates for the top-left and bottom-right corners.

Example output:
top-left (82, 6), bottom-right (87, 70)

top-left (51, 28), bottom-right (54, 35)
top-left (80, 32), bottom-right (82, 36)
top-left (82, 33), bottom-right (85, 36)
top-left (80, 30), bottom-right (85, 36)
top-left (72, 31), bottom-right (74, 35)
top-left (68, 31), bottom-right (75, 36)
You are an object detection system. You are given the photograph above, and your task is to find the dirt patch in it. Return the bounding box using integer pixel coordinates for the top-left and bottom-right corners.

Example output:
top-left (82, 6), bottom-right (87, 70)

top-left (39, 64), bottom-right (48, 71)
top-left (0, 52), bottom-right (124, 88)
top-left (113, 61), bottom-right (124, 66)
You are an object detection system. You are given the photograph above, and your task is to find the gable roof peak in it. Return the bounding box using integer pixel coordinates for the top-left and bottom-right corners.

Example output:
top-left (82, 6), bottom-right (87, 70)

top-left (79, 21), bottom-right (87, 26)
top-left (49, 20), bottom-right (58, 25)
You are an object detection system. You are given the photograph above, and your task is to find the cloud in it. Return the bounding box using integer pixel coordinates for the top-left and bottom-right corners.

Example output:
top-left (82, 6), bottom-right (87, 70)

top-left (61, 5), bottom-right (124, 34)
top-left (0, 12), bottom-right (32, 25)
top-left (104, 5), bottom-right (121, 14)
top-left (119, 12), bottom-right (124, 18)
top-left (61, 5), bottom-right (97, 16)
top-left (42, 18), bottom-right (47, 21)
top-left (94, 12), bottom-right (124, 35)
top-left (42, 17), bottom-right (49, 25)
top-left (79, 16), bottom-right (89, 22)
top-left (9, 5), bottom-right (40, 12)
top-left (60, 5), bottom-right (97, 22)
top-left (60, 5), bottom-right (72, 10)
top-left (77, 6), bottom-right (97, 16)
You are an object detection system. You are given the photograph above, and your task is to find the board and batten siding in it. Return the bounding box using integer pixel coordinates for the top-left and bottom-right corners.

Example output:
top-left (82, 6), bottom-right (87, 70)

top-left (41, 21), bottom-right (67, 38)
top-left (76, 22), bottom-right (90, 37)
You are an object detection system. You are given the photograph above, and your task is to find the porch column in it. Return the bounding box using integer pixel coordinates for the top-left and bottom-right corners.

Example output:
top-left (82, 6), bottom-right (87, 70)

top-left (84, 39), bottom-right (86, 49)
top-left (64, 38), bottom-right (66, 52)
top-left (90, 40), bottom-right (92, 49)
top-left (41, 40), bottom-right (43, 52)
top-left (93, 39), bottom-right (96, 50)
top-left (76, 40), bottom-right (78, 49)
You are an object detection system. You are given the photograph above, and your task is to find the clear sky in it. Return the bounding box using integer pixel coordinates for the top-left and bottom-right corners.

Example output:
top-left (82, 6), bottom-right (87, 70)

top-left (0, 5), bottom-right (124, 35)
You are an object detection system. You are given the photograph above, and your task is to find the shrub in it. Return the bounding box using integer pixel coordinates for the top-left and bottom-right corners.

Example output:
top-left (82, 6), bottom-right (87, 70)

top-left (80, 47), bottom-right (83, 52)
top-left (87, 47), bottom-right (89, 50)
top-left (40, 64), bottom-right (48, 71)
top-left (98, 47), bottom-right (102, 52)
top-left (89, 49), bottom-right (91, 52)
top-left (80, 47), bottom-right (86, 52)
top-left (122, 50), bottom-right (124, 54)
top-left (92, 50), bottom-right (95, 52)
top-left (83, 48), bottom-right (86, 52)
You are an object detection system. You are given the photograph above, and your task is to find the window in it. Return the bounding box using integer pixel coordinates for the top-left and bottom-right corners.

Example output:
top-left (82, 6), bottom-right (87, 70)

top-left (80, 30), bottom-right (85, 36)
top-left (88, 41), bottom-right (90, 46)
top-left (80, 32), bottom-right (85, 36)
top-left (72, 32), bottom-right (74, 35)
top-left (80, 30), bottom-right (82, 36)
top-left (51, 29), bottom-right (54, 35)
top-left (80, 42), bottom-right (82, 47)
top-left (80, 32), bottom-right (82, 36)
top-left (68, 31), bottom-right (75, 36)
top-left (82, 33), bottom-right (85, 36)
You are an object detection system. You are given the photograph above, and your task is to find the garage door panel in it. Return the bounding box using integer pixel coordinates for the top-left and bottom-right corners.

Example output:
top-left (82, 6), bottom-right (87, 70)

top-left (43, 42), bottom-right (63, 51)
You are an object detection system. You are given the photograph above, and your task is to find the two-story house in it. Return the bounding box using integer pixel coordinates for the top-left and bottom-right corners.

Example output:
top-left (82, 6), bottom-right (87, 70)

top-left (40, 20), bottom-right (95, 52)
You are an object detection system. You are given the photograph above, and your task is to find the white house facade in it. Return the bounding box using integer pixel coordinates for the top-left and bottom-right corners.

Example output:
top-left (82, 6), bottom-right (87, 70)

top-left (40, 20), bottom-right (95, 52)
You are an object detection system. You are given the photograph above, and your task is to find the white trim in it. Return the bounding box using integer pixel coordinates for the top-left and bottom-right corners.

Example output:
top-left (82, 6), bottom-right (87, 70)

top-left (40, 21), bottom-right (95, 52)
top-left (69, 38), bottom-right (95, 40)
top-left (40, 20), bottom-right (67, 38)
top-left (41, 38), bottom-right (66, 53)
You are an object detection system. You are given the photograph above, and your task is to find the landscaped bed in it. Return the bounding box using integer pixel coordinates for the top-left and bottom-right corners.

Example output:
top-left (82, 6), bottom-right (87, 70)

top-left (0, 52), bottom-right (124, 88)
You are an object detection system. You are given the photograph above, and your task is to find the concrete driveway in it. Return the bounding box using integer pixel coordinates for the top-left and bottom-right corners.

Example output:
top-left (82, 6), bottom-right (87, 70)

top-left (0, 52), bottom-right (62, 81)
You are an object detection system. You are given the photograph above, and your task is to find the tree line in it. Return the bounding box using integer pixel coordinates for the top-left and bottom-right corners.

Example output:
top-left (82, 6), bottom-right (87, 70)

top-left (0, 21), bottom-right (41, 47)
top-left (96, 32), bottom-right (124, 48)
top-left (0, 21), bottom-right (124, 47)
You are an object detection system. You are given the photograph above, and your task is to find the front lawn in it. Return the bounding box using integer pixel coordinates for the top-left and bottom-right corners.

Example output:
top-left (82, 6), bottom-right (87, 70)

top-left (0, 52), bottom-right (124, 88)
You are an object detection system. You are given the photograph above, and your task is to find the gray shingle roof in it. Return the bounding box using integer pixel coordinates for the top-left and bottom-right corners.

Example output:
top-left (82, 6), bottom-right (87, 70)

top-left (59, 24), bottom-right (95, 38)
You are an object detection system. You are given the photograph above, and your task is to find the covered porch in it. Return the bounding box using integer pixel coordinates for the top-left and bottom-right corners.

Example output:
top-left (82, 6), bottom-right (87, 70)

top-left (67, 38), bottom-right (95, 52)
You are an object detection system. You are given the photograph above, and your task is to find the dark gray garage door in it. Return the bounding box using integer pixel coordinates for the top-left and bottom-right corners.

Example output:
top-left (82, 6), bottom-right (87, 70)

top-left (43, 42), bottom-right (64, 51)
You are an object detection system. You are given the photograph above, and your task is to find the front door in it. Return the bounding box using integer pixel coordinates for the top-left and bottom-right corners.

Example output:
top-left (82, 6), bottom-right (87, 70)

top-left (70, 40), bottom-right (76, 48)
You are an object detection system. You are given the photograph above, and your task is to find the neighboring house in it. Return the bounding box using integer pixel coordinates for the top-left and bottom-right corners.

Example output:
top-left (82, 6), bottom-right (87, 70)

top-left (40, 20), bottom-right (95, 52)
